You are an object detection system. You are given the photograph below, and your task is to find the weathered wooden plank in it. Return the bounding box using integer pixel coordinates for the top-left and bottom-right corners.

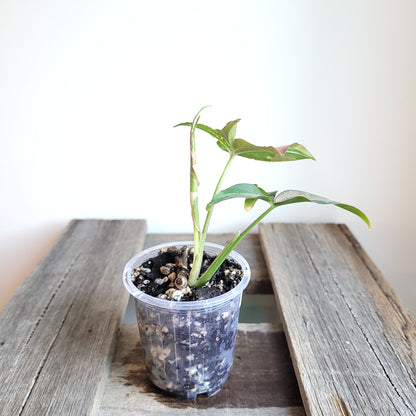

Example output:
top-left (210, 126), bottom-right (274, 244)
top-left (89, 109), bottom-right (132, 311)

top-left (145, 233), bottom-right (272, 294)
top-left (259, 223), bottom-right (416, 415)
top-left (0, 219), bottom-right (147, 416)
top-left (99, 323), bottom-right (305, 416)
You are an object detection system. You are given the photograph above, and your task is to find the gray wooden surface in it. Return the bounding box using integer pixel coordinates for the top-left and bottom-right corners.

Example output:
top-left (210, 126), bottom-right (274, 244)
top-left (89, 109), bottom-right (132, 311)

top-left (98, 323), bottom-right (305, 416)
top-left (3, 221), bottom-right (413, 415)
top-left (259, 223), bottom-right (416, 416)
top-left (0, 219), bottom-right (147, 416)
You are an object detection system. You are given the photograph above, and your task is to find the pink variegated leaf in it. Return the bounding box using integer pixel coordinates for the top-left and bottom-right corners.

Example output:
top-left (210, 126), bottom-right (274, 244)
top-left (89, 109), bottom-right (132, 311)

top-left (231, 139), bottom-right (315, 161)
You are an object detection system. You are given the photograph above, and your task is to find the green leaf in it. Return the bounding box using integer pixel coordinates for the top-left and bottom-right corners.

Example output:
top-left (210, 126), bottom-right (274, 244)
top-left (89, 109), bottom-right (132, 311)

top-left (216, 139), bottom-right (230, 152)
top-left (217, 119), bottom-right (240, 145)
top-left (175, 122), bottom-right (221, 140)
top-left (176, 119), bottom-right (315, 163)
top-left (232, 140), bottom-right (315, 162)
top-left (244, 198), bottom-right (258, 212)
top-left (207, 183), bottom-right (275, 208)
top-left (273, 190), bottom-right (371, 228)
top-left (175, 122), bottom-right (231, 153)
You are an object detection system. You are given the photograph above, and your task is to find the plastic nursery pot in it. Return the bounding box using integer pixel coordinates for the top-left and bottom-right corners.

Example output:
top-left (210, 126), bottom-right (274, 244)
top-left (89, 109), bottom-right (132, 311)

top-left (122, 241), bottom-right (251, 400)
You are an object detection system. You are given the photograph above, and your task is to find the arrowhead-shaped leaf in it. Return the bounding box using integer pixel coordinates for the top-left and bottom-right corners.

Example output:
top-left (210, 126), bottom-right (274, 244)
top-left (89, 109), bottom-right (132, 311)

top-left (176, 120), bottom-right (315, 162)
top-left (232, 140), bottom-right (315, 161)
top-left (273, 190), bottom-right (370, 228)
top-left (207, 183), bottom-right (276, 209)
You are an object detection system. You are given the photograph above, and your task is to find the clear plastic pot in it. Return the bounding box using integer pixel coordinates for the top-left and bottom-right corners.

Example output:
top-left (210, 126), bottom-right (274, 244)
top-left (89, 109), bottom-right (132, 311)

top-left (122, 241), bottom-right (251, 400)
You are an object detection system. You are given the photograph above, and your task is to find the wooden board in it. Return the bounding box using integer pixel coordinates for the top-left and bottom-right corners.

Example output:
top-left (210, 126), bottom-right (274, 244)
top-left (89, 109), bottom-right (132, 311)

top-left (99, 323), bottom-right (305, 416)
top-left (259, 223), bottom-right (416, 415)
top-left (0, 219), bottom-right (147, 416)
top-left (145, 233), bottom-right (272, 294)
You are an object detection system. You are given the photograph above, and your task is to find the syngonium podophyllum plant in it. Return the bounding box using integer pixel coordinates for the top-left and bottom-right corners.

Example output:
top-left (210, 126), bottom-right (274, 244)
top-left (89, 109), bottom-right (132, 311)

top-left (176, 107), bottom-right (370, 288)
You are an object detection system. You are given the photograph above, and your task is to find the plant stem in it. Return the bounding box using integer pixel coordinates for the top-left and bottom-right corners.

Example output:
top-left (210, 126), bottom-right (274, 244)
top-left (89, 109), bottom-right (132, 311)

top-left (189, 113), bottom-right (202, 257)
top-left (188, 154), bottom-right (235, 286)
top-left (201, 154), bottom-right (235, 243)
top-left (195, 203), bottom-right (277, 287)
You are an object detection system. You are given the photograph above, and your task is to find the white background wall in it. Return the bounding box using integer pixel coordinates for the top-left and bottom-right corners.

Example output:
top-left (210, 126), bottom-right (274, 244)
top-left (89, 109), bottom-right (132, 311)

top-left (1, 0), bottom-right (415, 314)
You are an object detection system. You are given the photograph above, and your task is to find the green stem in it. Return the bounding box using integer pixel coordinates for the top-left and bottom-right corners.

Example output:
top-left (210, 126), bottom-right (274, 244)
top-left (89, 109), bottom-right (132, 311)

top-left (195, 204), bottom-right (277, 287)
top-left (188, 154), bottom-right (235, 286)
top-left (201, 154), bottom-right (235, 243)
top-left (189, 111), bottom-right (204, 256)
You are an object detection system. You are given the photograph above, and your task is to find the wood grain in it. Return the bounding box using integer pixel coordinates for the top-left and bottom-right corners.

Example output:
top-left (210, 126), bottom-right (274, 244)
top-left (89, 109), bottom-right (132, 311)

top-left (98, 323), bottom-right (305, 416)
top-left (259, 223), bottom-right (416, 415)
top-left (0, 219), bottom-right (147, 416)
top-left (145, 233), bottom-right (272, 294)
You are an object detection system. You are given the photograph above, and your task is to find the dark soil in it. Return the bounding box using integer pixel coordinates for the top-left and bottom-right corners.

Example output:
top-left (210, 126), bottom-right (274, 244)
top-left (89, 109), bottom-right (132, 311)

top-left (131, 245), bottom-right (243, 301)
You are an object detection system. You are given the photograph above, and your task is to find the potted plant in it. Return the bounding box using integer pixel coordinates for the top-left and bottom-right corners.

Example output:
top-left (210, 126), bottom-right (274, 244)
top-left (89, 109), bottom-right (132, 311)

top-left (122, 107), bottom-right (370, 400)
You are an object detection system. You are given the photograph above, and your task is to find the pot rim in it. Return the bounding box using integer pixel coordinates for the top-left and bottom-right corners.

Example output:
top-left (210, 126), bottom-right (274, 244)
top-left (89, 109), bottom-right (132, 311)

top-left (123, 241), bottom-right (251, 310)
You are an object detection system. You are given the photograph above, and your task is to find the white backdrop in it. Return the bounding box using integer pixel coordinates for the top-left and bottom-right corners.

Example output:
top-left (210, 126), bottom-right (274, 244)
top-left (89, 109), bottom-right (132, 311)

top-left (1, 0), bottom-right (415, 314)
